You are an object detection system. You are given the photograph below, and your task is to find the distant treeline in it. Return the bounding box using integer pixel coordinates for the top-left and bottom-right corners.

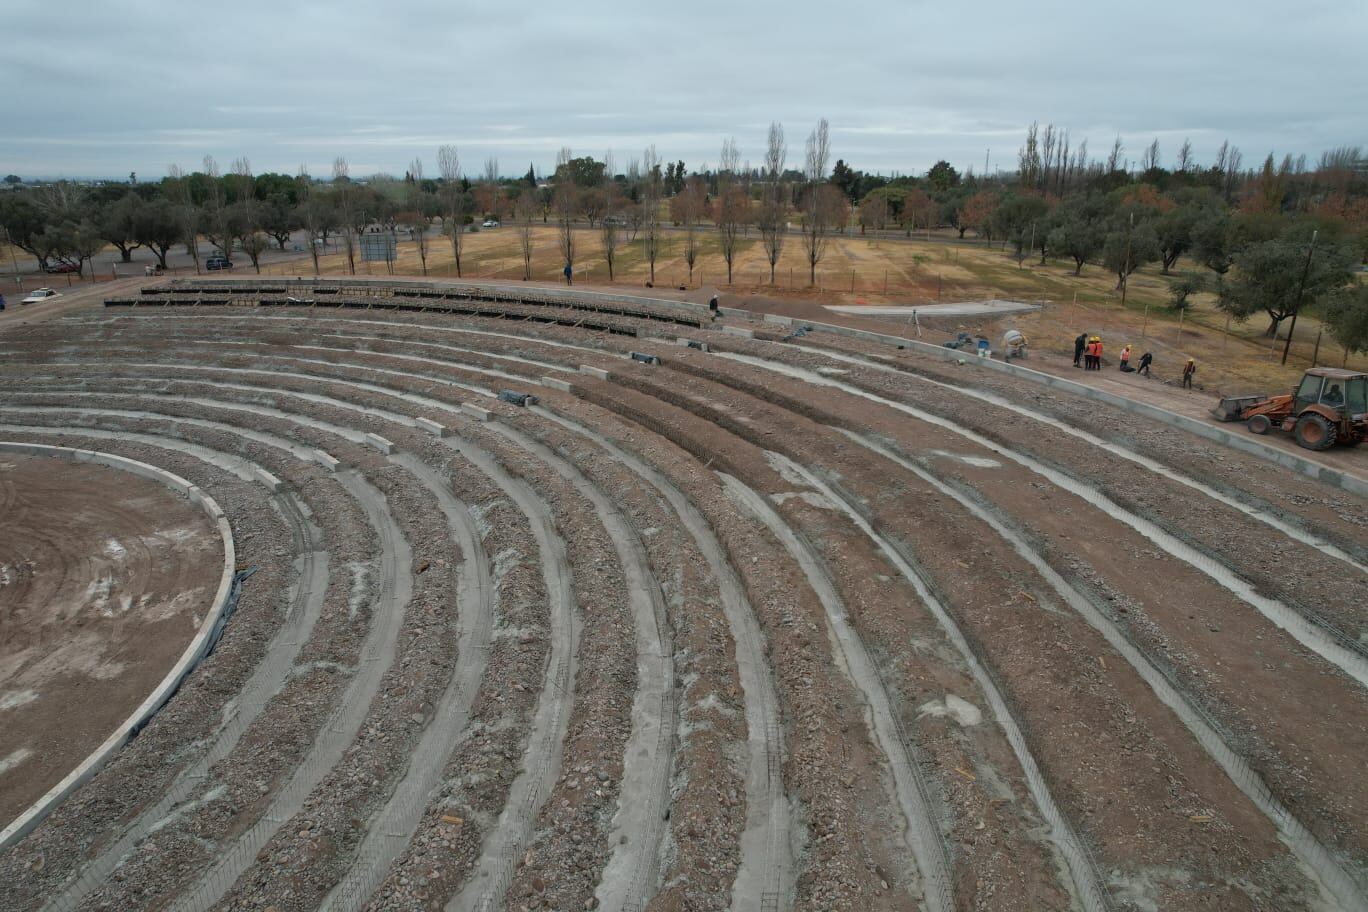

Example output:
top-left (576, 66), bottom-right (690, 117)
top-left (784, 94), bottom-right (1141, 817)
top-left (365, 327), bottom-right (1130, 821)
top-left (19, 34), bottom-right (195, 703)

top-left (2, 123), bottom-right (1366, 353)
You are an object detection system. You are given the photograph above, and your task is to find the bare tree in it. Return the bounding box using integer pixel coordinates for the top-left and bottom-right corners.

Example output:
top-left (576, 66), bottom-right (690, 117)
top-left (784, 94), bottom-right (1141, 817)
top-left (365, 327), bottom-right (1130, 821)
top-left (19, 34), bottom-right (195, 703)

top-left (333, 157), bottom-right (358, 274)
top-left (231, 157), bottom-right (266, 273)
top-left (1175, 138), bottom-right (1194, 173)
top-left (1140, 139), bottom-right (1160, 173)
top-left (554, 147), bottom-right (576, 277)
top-left (437, 144), bottom-right (466, 276)
top-left (1106, 136), bottom-right (1124, 173)
top-left (640, 145), bottom-right (662, 284)
top-left (758, 121), bottom-right (787, 284)
top-left (858, 193), bottom-right (889, 233)
top-left (800, 118), bottom-right (833, 285)
top-left (672, 174), bottom-right (706, 283)
top-left (476, 157), bottom-right (500, 220)
top-left (295, 166), bottom-right (326, 275)
top-left (515, 187), bottom-right (537, 280)
top-left (408, 157), bottom-right (430, 275)
top-left (716, 137), bottom-right (746, 284)
top-left (166, 164), bottom-right (201, 274)
top-left (600, 150), bottom-right (621, 281)
top-left (202, 155), bottom-right (232, 260)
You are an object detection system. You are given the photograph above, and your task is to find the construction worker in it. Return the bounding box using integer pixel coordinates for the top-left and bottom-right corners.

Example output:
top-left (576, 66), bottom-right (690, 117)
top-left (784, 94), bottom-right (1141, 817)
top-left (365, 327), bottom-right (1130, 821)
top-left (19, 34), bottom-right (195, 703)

top-left (1119, 344), bottom-right (1132, 372)
top-left (1137, 351), bottom-right (1153, 376)
top-left (1073, 332), bottom-right (1087, 367)
top-left (1086, 336), bottom-right (1102, 370)
top-left (1182, 358), bottom-right (1196, 389)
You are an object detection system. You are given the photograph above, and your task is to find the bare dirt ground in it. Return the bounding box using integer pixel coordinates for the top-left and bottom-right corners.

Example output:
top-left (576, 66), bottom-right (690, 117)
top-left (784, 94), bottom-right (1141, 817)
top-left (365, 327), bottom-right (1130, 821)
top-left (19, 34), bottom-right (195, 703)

top-left (0, 277), bottom-right (1362, 912)
top-left (0, 452), bottom-right (222, 825)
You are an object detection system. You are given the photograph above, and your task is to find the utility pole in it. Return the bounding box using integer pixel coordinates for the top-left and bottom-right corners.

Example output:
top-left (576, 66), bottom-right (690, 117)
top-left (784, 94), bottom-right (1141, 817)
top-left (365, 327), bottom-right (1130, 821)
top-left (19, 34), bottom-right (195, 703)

top-left (3, 225), bottom-right (21, 290)
top-left (1281, 229), bottom-right (1318, 365)
top-left (1120, 212), bottom-right (1134, 310)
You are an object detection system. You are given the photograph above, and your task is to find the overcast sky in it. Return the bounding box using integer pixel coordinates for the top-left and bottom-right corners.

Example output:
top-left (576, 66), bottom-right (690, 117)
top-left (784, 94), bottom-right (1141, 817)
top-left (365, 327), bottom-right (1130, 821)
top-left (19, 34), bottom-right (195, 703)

top-left (3, 0), bottom-right (1364, 181)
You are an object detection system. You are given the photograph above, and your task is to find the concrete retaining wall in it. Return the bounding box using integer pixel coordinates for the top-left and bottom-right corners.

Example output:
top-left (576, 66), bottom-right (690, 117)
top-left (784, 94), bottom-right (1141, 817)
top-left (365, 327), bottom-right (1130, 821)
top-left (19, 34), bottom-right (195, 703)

top-left (159, 278), bottom-right (1366, 498)
top-left (786, 319), bottom-right (1368, 499)
top-left (0, 442), bottom-right (237, 852)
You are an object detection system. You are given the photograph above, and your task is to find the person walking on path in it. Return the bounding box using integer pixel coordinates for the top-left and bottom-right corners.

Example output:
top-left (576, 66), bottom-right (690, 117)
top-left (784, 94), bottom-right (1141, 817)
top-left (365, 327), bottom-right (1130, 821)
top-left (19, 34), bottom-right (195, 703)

top-left (563, 263), bottom-right (573, 286)
top-left (1074, 333), bottom-right (1087, 367)
top-left (1137, 351), bottom-right (1153, 376)
top-left (1182, 358), bottom-right (1197, 389)
top-left (1119, 344), bottom-right (1132, 372)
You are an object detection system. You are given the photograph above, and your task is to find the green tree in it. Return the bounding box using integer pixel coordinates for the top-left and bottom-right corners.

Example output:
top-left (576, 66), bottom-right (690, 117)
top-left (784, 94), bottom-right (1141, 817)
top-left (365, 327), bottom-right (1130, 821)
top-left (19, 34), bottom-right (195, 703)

top-left (830, 159), bottom-right (859, 201)
top-left (1102, 218), bottom-right (1161, 290)
top-left (3, 174), bottom-right (20, 185)
top-left (1324, 284), bottom-right (1368, 364)
top-left (259, 193), bottom-right (299, 250)
top-left (1219, 235), bottom-right (1356, 336)
top-left (1155, 204), bottom-right (1201, 274)
top-left (136, 198), bottom-right (183, 268)
top-left (555, 155), bottom-right (607, 188)
top-left (926, 160), bottom-right (961, 192)
top-left (0, 192), bottom-right (55, 268)
top-left (1046, 202), bottom-right (1104, 275)
top-left (1191, 210), bottom-right (1234, 284)
top-left (1168, 272), bottom-right (1205, 311)
top-left (97, 193), bottom-right (145, 262)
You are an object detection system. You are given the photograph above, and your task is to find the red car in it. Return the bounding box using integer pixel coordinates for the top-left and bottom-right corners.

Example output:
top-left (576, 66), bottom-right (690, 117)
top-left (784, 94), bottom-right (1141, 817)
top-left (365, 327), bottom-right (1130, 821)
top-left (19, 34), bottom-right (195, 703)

top-left (45, 262), bottom-right (79, 274)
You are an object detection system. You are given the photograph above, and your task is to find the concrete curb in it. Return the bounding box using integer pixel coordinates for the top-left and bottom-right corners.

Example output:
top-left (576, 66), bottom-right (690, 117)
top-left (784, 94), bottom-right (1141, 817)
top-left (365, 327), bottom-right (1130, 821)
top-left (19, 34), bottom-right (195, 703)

top-left (462, 403), bottom-right (492, 422)
top-left (0, 442), bottom-right (237, 853)
top-left (131, 278), bottom-right (1366, 497)
top-left (415, 417), bottom-right (449, 437)
top-left (782, 319), bottom-right (1368, 499)
top-left (540, 377), bottom-right (573, 393)
top-left (364, 433), bottom-right (395, 455)
top-left (580, 365), bottom-right (611, 381)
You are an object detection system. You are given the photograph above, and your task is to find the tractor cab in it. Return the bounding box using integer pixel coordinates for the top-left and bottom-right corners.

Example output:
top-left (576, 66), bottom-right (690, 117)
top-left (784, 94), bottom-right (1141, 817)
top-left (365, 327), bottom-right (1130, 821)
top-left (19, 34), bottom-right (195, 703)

top-left (1295, 370), bottom-right (1366, 418)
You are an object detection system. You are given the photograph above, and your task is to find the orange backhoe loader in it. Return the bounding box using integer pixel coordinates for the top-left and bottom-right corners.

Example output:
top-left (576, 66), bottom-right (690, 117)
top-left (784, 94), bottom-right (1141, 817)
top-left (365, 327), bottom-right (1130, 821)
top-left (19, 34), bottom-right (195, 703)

top-left (1212, 368), bottom-right (1367, 451)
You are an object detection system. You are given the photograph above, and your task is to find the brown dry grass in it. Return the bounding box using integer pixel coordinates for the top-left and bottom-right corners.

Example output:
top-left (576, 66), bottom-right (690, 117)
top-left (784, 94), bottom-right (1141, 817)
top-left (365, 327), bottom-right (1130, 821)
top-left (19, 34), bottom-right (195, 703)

top-left (256, 226), bottom-right (1366, 395)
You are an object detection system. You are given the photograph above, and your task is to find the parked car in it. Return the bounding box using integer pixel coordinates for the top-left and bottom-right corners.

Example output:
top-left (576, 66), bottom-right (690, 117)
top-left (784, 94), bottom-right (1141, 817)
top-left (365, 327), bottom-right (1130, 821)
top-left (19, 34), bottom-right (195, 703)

top-left (206, 255), bottom-right (233, 270)
top-left (482, 219), bottom-right (500, 228)
top-left (0, 293), bottom-right (6, 311)
top-left (44, 262), bottom-right (79, 274)
top-left (21, 287), bottom-right (60, 305)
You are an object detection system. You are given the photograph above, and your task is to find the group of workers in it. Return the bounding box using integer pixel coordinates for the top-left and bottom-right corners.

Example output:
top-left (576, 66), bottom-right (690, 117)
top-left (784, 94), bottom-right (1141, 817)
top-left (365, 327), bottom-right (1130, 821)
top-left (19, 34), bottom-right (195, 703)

top-left (1073, 332), bottom-right (1196, 387)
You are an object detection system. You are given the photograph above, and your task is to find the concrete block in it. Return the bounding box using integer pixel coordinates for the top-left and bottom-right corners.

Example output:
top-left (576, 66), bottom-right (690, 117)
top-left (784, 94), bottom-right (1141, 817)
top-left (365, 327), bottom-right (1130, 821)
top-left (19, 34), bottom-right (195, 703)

top-left (415, 417), bottom-right (449, 437)
top-left (364, 433), bottom-right (395, 455)
top-left (253, 468), bottom-right (283, 493)
top-left (580, 365), bottom-right (611, 381)
top-left (763, 313), bottom-right (794, 326)
top-left (312, 449), bottom-right (341, 472)
top-left (462, 403), bottom-right (492, 422)
top-left (721, 326), bottom-right (755, 338)
top-left (541, 377), bottom-right (573, 392)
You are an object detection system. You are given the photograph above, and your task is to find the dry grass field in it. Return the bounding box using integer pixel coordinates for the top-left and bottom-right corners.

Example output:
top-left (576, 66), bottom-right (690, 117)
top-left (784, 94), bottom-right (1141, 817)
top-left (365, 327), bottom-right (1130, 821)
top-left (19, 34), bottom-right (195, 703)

top-left (256, 226), bottom-right (1368, 396)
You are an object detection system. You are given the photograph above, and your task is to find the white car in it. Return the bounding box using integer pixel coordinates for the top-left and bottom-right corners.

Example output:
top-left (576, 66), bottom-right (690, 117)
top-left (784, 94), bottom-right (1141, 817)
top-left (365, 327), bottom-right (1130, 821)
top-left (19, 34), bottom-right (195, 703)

top-left (21, 288), bottom-right (60, 305)
top-left (482, 219), bottom-right (500, 228)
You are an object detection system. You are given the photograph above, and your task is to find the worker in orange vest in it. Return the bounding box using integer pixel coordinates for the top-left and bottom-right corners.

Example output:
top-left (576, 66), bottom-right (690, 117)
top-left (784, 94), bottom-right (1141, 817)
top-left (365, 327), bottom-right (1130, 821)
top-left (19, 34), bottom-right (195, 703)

top-left (1119, 344), bottom-right (1132, 372)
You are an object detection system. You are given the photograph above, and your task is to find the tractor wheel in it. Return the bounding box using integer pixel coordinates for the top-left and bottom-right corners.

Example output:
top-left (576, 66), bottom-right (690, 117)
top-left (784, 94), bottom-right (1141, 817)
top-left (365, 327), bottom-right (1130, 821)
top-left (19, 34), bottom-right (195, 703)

top-left (1247, 414), bottom-right (1272, 435)
top-left (1293, 413), bottom-right (1337, 451)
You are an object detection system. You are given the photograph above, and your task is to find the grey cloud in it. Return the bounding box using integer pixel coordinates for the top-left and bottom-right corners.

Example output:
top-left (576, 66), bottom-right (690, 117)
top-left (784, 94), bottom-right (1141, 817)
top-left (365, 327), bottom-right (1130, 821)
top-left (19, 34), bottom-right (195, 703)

top-left (1, 0), bottom-right (1364, 179)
